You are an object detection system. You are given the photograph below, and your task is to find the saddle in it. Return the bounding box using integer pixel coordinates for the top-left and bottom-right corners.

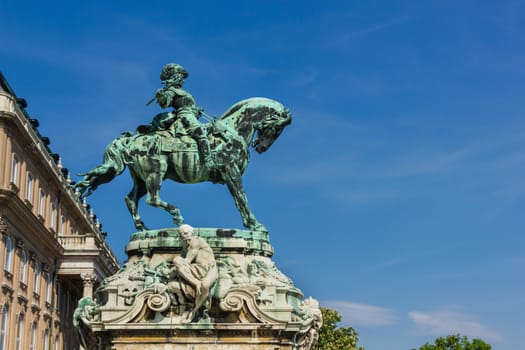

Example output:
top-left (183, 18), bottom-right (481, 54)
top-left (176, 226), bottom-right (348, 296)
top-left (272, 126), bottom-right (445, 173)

top-left (157, 131), bottom-right (198, 153)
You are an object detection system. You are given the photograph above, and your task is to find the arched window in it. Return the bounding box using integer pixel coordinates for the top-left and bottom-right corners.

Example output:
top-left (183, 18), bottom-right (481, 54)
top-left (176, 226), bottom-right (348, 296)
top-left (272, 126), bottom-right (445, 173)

top-left (15, 313), bottom-right (23, 350)
top-left (11, 156), bottom-right (19, 185)
top-left (33, 261), bottom-right (41, 295)
top-left (20, 250), bottom-right (28, 284)
top-left (45, 273), bottom-right (52, 303)
top-left (0, 305), bottom-right (9, 350)
top-left (4, 236), bottom-right (13, 273)
top-left (29, 322), bottom-right (37, 350)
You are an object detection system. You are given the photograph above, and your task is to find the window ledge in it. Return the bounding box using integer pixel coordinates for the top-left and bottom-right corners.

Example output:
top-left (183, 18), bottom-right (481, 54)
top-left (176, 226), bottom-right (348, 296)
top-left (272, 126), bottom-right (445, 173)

top-left (19, 281), bottom-right (27, 290)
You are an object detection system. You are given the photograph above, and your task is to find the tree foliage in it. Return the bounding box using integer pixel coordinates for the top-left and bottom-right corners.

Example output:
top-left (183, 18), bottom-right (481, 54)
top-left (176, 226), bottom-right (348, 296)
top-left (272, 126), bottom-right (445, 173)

top-left (413, 334), bottom-right (491, 350)
top-left (313, 307), bottom-right (365, 350)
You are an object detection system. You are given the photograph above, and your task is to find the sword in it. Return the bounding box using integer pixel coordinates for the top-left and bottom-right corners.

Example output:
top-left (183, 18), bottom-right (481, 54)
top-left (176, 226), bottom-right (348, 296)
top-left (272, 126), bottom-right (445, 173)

top-left (145, 79), bottom-right (179, 106)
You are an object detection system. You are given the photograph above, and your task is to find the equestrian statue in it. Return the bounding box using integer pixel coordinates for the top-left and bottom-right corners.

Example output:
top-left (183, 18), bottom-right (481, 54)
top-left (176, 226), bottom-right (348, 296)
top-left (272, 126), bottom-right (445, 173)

top-left (75, 63), bottom-right (292, 232)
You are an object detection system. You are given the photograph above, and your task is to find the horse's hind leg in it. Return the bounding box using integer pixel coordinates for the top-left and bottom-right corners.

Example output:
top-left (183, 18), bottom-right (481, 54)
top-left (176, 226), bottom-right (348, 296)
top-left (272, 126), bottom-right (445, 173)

top-left (144, 163), bottom-right (185, 226)
top-left (125, 174), bottom-right (148, 230)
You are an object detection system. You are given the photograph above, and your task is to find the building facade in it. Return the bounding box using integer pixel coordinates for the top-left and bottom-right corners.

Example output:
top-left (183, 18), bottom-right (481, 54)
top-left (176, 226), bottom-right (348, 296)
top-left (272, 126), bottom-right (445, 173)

top-left (0, 72), bottom-right (120, 350)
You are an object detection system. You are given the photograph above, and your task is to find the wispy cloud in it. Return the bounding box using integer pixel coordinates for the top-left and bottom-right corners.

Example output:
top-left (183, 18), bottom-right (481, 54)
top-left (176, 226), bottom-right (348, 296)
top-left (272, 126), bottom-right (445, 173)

top-left (287, 69), bottom-right (319, 88)
top-left (329, 16), bottom-right (411, 48)
top-left (262, 156), bottom-right (355, 185)
top-left (371, 145), bottom-right (476, 178)
top-left (324, 300), bottom-right (397, 326)
top-left (351, 17), bottom-right (409, 37)
top-left (325, 187), bottom-right (401, 204)
top-left (365, 257), bottom-right (405, 272)
top-left (408, 306), bottom-right (503, 341)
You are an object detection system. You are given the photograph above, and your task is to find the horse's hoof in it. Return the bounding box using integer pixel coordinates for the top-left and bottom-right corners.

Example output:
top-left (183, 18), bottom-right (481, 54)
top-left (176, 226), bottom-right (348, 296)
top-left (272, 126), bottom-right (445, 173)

top-left (135, 221), bottom-right (149, 231)
top-left (251, 223), bottom-right (268, 233)
top-left (173, 216), bottom-right (185, 226)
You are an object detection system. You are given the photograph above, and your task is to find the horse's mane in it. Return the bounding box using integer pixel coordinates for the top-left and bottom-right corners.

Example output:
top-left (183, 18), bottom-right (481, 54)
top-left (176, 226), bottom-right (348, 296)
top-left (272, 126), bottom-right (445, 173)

top-left (219, 97), bottom-right (284, 122)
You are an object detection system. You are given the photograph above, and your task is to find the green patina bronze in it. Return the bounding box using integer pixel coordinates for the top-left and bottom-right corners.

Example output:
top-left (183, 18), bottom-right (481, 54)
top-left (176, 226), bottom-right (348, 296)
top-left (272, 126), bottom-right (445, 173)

top-left (73, 64), bottom-right (322, 350)
top-left (75, 63), bottom-right (291, 232)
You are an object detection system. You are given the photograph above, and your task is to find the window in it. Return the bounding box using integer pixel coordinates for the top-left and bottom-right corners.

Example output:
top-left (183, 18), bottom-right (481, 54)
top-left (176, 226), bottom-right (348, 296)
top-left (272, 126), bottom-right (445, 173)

top-left (11, 156), bottom-right (19, 185)
top-left (56, 282), bottom-right (61, 311)
top-left (4, 236), bottom-right (13, 273)
top-left (60, 216), bottom-right (66, 235)
top-left (29, 322), bottom-right (37, 350)
top-left (0, 305), bottom-right (8, 350)
top-left (33, 262), bottom-right (41, 294)
top-left (26, 174), bottom-right (33, 201)
top-left (50, 203), bottom-right (56, 230)
top-left (20, 250), bottom-right (28, 284)
top-left (43, 328), bottom-right (49, 350)
top-left (15, 313), bottom-right (23, 350)
top-left (39, 190), bottom-right (46, 216)
top-left (54, 335), bottom-right (58, 350)
top-left (45, 273), bottom-right (52, 303)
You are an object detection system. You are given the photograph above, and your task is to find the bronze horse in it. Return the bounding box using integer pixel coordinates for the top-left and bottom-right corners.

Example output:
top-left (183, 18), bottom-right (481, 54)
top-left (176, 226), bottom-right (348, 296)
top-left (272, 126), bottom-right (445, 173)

top-left (75, 97), bottom-right (292, 232)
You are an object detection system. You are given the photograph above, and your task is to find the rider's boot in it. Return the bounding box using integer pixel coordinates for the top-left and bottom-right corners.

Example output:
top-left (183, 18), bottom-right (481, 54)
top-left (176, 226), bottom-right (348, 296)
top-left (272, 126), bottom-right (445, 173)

top-left (194, 128), bottom-right (215, 169)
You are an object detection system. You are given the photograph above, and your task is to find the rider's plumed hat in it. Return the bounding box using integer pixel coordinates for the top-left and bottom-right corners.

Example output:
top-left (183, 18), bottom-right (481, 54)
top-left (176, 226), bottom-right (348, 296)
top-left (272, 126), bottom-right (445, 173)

top-left (160, 63), bottom-right (188, 81)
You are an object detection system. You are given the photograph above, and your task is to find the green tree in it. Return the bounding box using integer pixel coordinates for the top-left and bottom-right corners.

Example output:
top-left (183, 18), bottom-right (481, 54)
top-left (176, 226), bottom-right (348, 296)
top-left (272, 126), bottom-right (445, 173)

top-left (314, 307), bottom-right (365, 350)
top-left (413, 334), bottom-right (491, 350)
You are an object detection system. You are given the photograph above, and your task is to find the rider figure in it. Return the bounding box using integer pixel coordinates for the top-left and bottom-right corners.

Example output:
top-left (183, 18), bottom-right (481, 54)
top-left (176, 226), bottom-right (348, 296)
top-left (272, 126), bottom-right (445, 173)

top-left (145, 63), bottom-right (215, 169)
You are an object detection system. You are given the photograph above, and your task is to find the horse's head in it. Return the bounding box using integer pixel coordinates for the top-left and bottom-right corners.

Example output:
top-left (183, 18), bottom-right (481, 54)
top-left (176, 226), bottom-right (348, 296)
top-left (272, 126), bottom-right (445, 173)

top-left (253, 108), bottom-right (292, 153)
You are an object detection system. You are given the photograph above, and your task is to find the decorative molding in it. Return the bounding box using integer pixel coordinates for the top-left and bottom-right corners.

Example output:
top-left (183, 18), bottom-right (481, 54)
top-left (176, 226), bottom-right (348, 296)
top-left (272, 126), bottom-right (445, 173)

top-left (3, 270), bottom-right (13, 280)
top-left (31, 303), bottom-right (41, 315)
top-left (81, 272), bottom-right (97, 286)
top-left (24, 199), bottom-right (33, 209)
top-left (17, 293), bottom-right (28, 305)
top-left (8, 182), bottom-right (19, 194)
top-left (0, 216), bottom-right (8, 235)
top-left (2, 283), bottom-right (14, 295)
top-left (15, 237), bottom-right (25, 250)
top-left (19, 281), bottom-right (27, 291)
top-left (43, 310), bottom-right (51, 322)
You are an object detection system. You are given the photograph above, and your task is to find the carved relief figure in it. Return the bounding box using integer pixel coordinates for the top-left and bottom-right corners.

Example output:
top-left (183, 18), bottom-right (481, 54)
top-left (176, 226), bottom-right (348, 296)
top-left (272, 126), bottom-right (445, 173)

top-left (161, 224), bottom-right (218, 322)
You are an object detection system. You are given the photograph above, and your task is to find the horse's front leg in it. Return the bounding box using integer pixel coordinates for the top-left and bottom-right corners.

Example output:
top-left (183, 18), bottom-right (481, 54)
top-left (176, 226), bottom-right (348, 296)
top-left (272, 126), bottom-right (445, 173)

top-left (144, 159), bottom-right (185, 226)
top-left (224, 167), bottom-right (267, 232)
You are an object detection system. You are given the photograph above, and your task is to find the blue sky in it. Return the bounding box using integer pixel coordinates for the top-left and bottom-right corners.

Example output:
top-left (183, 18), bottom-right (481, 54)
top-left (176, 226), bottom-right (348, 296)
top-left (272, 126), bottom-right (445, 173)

top-left (1, 1), bottom-right (524, 349)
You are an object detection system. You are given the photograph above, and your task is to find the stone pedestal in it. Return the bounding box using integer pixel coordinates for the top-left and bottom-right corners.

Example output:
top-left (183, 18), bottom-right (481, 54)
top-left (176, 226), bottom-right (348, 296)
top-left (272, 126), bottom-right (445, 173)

top-left (74, 228), bottom-right (321, 350)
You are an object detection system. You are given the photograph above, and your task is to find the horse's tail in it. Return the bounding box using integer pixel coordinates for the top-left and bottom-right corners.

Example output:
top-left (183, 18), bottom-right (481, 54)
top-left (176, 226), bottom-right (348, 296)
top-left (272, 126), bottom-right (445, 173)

top-left (101, 136), bottom-right (128, 175)
top-left (75, 134), bottom-right (130, 197)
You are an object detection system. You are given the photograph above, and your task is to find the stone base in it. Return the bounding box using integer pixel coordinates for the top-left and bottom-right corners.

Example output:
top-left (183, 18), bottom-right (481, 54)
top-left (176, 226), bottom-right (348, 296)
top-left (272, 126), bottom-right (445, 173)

top-left (75, 228), bottom-right (321, 350)
top-left (96, 324), bottom-right (303, 350)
